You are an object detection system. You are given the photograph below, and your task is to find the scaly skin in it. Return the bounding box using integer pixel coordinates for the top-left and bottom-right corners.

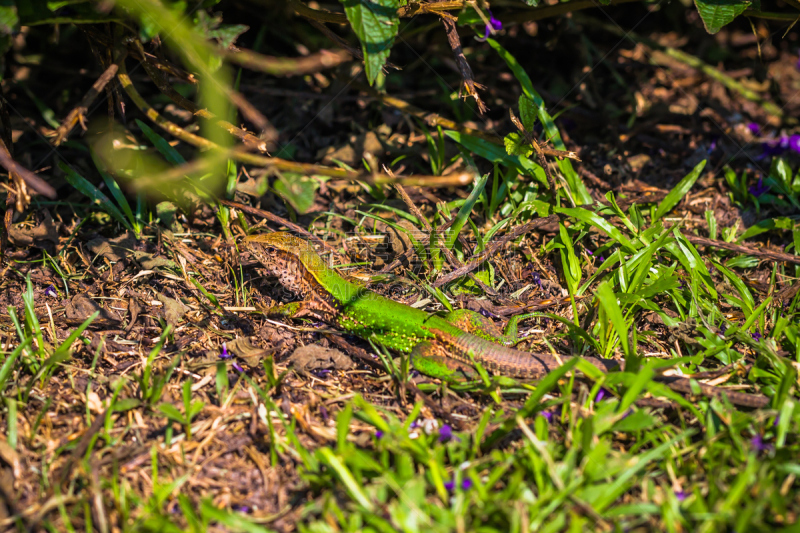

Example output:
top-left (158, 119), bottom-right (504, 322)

top-left (246, 232), bottom-right (770, 409)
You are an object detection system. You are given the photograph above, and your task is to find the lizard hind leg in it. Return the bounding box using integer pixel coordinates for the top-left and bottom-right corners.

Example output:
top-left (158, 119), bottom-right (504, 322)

top-left (410, 340), bottom-right (478, 383)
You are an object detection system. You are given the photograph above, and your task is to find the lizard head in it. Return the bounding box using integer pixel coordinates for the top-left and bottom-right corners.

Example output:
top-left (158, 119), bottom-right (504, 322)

top-left (245, 232), bottom-right (329, 279)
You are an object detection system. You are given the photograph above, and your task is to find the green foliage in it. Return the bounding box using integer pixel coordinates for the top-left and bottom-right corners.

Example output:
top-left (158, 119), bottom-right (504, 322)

top-left (693, 0), bottom-right (754, 34)
top-left (340, 0), bottom-right (400, 84)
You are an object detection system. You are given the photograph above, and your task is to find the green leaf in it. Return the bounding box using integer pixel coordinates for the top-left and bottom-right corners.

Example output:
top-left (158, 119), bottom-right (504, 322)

top-left (273, 174), bottom-right (319, 214)
top-left (158, 403), bottom-right (186, 423)
top-left (340, 0), bottom-right (400, 85)
top-left (504, 132), bottom-right (533, 157)
top-left (519, 94), bottom-right (537, 132)
top-left (445, 131), bottom-right (547, 184)
top-left (445, 172), bottom-right (488, 250)
top-left (654, 159), bottom-right (706, 222)
top-left (694, 0), bottom-right (751, 34)
top-left (58, 161), bottom-right (133, 231)
top-left (0, 3), bottom-right (19, 37)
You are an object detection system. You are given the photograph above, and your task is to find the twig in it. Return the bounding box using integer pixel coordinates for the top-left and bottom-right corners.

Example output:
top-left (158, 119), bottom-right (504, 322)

top-left (441, 16), bottom-right (487, 114)
top-left (222, 47), bottom-right (351, 76)
top-left (117, 61), bottom-right (473, 187)
top-left (683, 233), bottom-right (800, 266)
top-left (53, 49), bottom-right (127, 146)
top-left (356, 84), bottom-right (501, 144)
top-left (133, 40), bottom-right (267, 152)
top-left (0, 138), bottom-right (56, 199)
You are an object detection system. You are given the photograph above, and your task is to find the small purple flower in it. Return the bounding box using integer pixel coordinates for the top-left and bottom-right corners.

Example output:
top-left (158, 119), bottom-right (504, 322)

top-left (476, 9), bottom-right (502, 41)
top-left (748, 177), bottom-right (770, 197)
top-left (707, 138), bottom-right (717, 153)
top-left (439, 424), bottom-right (454, 442)
top-left (220, 343), bottom-right (230, 359)
top-left (232, 362), bottom-right (244, 373)
top-left (674, 490), bottom-right (688, 502)
top-left (789, 134), bottom-right (800, 154)
top-left (375, 430), bottom-right (384, 439)
top-left (532, 272), bottom-right (543, 289)
top-left (478, 308), bottom-right (494, 318)
top-left (461, 478), bottom-right (473, 491)
top-left (585, 248), bottom-right (593, 256)
top-left (444, 480), bottom-right (455, 491)
top-left (598, 256), bottom-right (605, 262)
top-left (595, 388), bottom-right (610, 403)
top-left (320, 405), bottom-right (329, 421)
top-left (44, 285), bottom-right (57, 297)
top-left (752, 331), bottom-right (763, 342)
top-left (762, 136), bottom-right (789, 156)
top-left (233, 505), bottom-right (250, 513)
top-left (751, 434), bottom-right (773, 452)
top-left (797, 51), bottom-right (800, 71)
top-left (409, 420), bottom-right (418, 429)
top-left (541, 410), bottom-right (554, 423)
top-left (747, 123), bottom-right (761, 135)
top-left (774, 415), bottom-right (780, 427)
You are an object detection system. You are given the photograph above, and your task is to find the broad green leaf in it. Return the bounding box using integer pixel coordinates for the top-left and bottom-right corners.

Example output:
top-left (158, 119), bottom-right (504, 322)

top-left (654, 159), bottom-right (706, 221)
top-left (694, 0), bottom-right (751, 34)
top-left (273, 173), bottom-right (319, 214)
top-left (504, 132), bottom-right (533, 157)
top-left (340, 0), bottom-right (400, 85)
top-left (519, 94), bottom-right (537, 131)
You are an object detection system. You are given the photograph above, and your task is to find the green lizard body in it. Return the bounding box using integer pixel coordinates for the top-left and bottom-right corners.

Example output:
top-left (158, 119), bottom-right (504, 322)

top-left (246, 232), bottom-right (769, 408)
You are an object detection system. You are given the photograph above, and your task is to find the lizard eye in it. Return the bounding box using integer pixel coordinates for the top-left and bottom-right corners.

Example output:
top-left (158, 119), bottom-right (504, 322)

top-left (266, 246), bottom-right (276, 253)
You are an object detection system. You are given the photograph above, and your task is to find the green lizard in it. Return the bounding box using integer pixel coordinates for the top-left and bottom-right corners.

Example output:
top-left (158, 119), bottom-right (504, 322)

top-left (246, 232), bottom-right (770, 409)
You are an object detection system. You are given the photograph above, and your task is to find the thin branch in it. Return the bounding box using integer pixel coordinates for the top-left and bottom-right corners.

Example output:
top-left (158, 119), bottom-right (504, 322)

top-left (0, 139), bottom-right (56, 199)
top-left (53, 49), bottom-right (127, 146)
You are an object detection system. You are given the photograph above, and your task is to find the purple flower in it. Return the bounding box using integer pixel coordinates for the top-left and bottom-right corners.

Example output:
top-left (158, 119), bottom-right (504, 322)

top-left (797, 51), bottom-right (800, 71)
top-left (375, 430), bottom-right (384, 439)
top-left (789, 134), bottom-right (800, 154)
top-left (774, 415), bottom-right (780, 427)
top-left (232, 362), bottom-right (244, 372)
top-left (598, 256), bottom-right (605, 262)
top-left (232, 505), bottom-right (250, 513)
top-left (320, 405), bottom-right (329, 421)
top-left (748, 177), bottom-right (770, 197)
top-left (476, 9), bottom-right (502, 41)
top-left (409, 420), bottom-right (418, 429)
top-left (674, 490), bottom-right (688, 502)
top-left (751, 434), bottom-right (773, 452)
top-left (747, 123), bottom-right (761, 135)
top-left (44, 285), bottom-right (57, 297)
top-left (220, 343), bottom-right (230, 359)
top-left (707, 138), bottom-right (717, 153)
top-left (461, 478), bottom-right (473, 491)
top-left (541, 410), bottom-right (554, 423)
top-left (762, 136), bottom-right (789, 156)
top-left (595, 388), bottom-right (610, 403)
top-left (532, 272), bottom-right (543, 289)
top-left (585, 248), bottom-right (593, 256)
top-left (439, 424), bottom-right (455, 442)
top-left (444, 480), bottom-right (455, 491)
top-left (752, 331), bottom-right (763, 342)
